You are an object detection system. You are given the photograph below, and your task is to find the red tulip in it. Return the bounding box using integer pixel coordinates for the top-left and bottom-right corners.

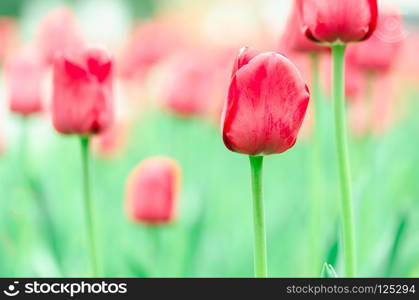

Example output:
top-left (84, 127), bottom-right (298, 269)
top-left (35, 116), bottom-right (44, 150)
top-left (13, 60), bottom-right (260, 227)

top-left (91, 121), bottom-right (129, 159)
top-left (125, 157), bottom-right (180, 225)
top-left (221, 47), bottom-right (310, 156)
top-left (5, 49), bottom-right (44, 115)
top-left (280, 1), bottom-right (328, 53)
top-left (37, 7), bottom-right (82, 65)
top-left (347, 9), bottom-right (403, 73)
top-left (297, 0), bottom-right (378, 44)
top-left (52, 46), bottom-right (114, 135)
top-left (162, 51), bottom-right (216, 117)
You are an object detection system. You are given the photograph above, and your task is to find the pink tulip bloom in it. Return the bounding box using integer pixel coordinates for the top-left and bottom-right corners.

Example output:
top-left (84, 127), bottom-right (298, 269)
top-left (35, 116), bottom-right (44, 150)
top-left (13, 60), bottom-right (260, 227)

top-left (52, 46), bottom-right (114, 135)
top-left (5, 50), bottom-right (44, 115)
top-left (125, 157), bottom-right (181, 225)
top-left (221, 47), bottom-right (310, 156)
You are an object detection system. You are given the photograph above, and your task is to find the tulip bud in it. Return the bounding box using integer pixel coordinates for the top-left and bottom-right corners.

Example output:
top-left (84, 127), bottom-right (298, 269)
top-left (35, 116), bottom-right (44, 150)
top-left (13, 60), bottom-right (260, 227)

top-left (5, 49), bottom-right (44, 116)
top-left (221, 47), bottom-right (310, 156)
top-left (52, 46), bottom-right (114, 135)
top-left (297, 0), bottom-right (378, 44)
top-left (125, 157), bottom-right (181, 225)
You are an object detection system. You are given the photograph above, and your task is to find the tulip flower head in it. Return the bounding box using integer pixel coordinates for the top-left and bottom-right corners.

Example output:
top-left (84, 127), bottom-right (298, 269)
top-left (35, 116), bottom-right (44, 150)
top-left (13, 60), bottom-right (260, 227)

top-left (125, 157), bottom-right (180, 225)
top-left (221, 47), bottom-right (310, 156)
top-left (5, 50), bottom-right (44, 116)
top-left (52, 46), bottom-right (114, 135)
top-left (297, 0), bottom-right (378, 44)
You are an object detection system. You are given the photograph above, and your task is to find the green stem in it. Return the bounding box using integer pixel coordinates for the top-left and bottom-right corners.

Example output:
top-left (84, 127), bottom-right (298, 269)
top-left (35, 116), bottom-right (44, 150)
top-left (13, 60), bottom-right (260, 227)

top-left (19, 117), bottom-right (29, 178)
top-left (15, 117), bottom-right (29, 276)
top-left (331, 44), bottom-right (356, 277)
top-left (309, 52), bottom-right (322, 275)
top-left (249, 155), bottom-right (267, 277)
top-left (80, 136), bottom-right (99, 277)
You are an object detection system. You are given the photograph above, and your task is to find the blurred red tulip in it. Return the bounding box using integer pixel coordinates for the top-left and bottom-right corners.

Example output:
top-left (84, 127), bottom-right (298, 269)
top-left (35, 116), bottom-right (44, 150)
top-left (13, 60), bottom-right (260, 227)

top-left (349, 97), bottom-right (369, 138)
top-left (52, 46), bottom-right (114, 135)
top-left (0, 17), bottom-right (17, 63)
top-left (5, 49), bottom-right (44, 116)
top-left (221, 47), bottom-right (310, 156)
top-left (0, 130), bottom-right (5, 156)
top-left (280, 1), bottom-right (328, 53)
top-left (349, 74), bottom-right (397, 138)
top-left (125, 157), bottom-right (180, 225)
top-left (297, 0), bottom-right (378, 44)
top-left (91, 121), bottom-right (129, 159)
top-left (347, 9), bottom-right (403, 73)
top-left (37, 7), bottom-right (82, 65)
top-left (394, 32), bottom-right (419, 86)
top-left (119, 20), bottom-right (181, 81)
top-left (162, 51), bottom-right (216, 117)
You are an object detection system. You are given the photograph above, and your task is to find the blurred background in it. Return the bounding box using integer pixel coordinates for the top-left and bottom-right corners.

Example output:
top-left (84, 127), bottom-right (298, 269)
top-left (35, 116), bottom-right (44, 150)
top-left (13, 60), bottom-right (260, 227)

top-left (1, 0), bottom-right (419, 277)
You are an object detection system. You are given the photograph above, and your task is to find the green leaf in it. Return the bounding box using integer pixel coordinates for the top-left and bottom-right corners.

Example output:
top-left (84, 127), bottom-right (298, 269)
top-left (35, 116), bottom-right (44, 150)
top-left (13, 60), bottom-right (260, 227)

top-left (321, 262), bottom-right (338, 278)
top-left (385, 213), bottom-right (408, 277)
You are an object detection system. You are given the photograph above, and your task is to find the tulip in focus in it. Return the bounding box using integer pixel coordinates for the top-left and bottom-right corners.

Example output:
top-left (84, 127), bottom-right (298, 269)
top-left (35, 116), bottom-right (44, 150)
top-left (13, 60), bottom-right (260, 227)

top-left (297, 0), bottom-right (378, 44)
top-left (222, 47), bottom-right (310, 156)
top-left (52, 46), bottom-right (114, 135)
top-left (37, 7), bottom-right (82, 65)
top-left (5, 49), bottom-right (44, 116)
top-left (221, 47), bottom-right (309, 277)
top-left (125, 157), bottom-right (181, 225)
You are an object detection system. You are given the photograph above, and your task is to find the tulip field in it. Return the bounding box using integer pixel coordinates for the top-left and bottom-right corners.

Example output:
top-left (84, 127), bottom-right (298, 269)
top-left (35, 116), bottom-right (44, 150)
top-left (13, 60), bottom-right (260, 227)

top-left (1, 0), bottom-right (419, 280)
